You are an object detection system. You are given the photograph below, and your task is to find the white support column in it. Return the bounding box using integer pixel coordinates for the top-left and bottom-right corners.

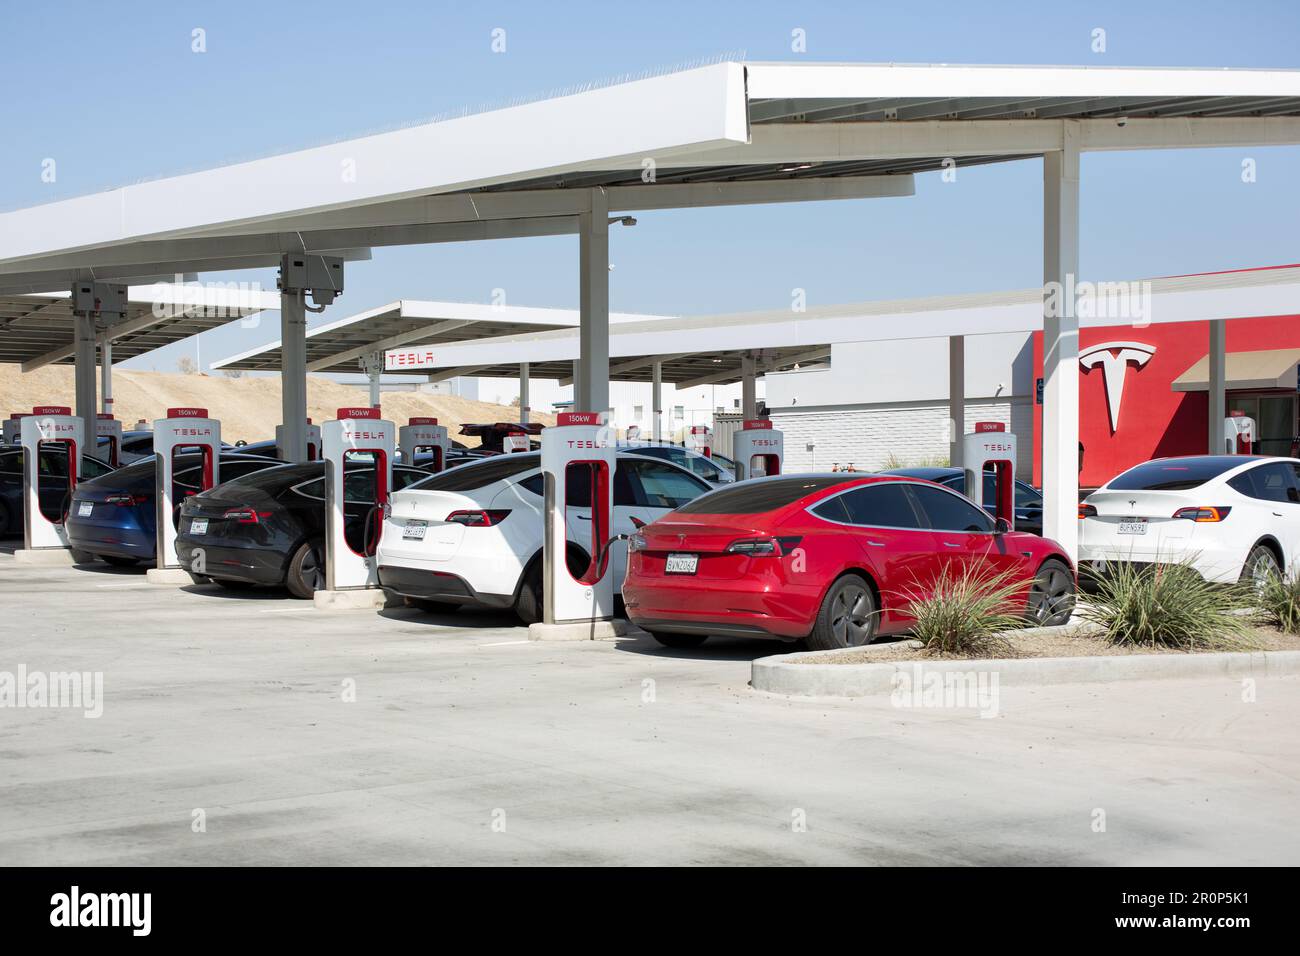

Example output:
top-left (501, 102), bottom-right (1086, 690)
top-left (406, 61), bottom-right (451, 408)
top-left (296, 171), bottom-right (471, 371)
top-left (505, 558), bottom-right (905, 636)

top-left (571, 360), bottom-right (584, 411)
top-left (948, 335), bottom-right (965, 469)
top-left (280, 289), bottom-right (308, 462)
top-left (1208, 319), bottom-right (1227, 453)
top-left (358, 350), bottom-right (384, 409)
top-left (519, 362), bottom-right (530, 424)
top-left (651, 361), bottom-right (663, 442)
top-left (578, 188), bottom-right (610, 414)
top-left (741, 354), bottom-right (758, 420)
top-left (1041, 126), bottom-right (1082, 559)
top-left (99, 337), bottom-right (113, 415)
top-left (74, 312), bottom-right (97, 425)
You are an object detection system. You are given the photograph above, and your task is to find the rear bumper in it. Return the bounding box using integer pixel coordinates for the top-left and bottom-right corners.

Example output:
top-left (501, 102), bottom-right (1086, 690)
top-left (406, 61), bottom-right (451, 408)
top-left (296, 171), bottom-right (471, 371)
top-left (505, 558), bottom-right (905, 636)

top-left (65, 517), bottom-right (154, 560)
top-left (1077, 540), bottom-right (1243, 584)
top-left (623, 570), bottom-right (815, 640)
top-left (174, 537), bottom-right (287, 585)
top-left (378, 564), bottom-right (514, 609)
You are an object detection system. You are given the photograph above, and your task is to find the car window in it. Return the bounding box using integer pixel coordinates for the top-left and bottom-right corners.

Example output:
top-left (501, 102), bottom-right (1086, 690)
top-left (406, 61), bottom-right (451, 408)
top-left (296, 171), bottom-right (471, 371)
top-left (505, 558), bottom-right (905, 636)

top-left (406, 453), bottom-right (539, 492)
top-left (393, 467), bottom-right (427, 491)
top-left (839, 483), bottom-right (925, 529)
top-left (79, 456), bottom-right (114, 479)
top-left (0, 450), bottom-right (22, 477)
top-left (39, 448), bottom-right (71, 478)
top-left (907, 483), bottom-right (995, 533)
top-left (676, 476), bottom-right (853, 515)
top-left (625, 459), bottom-right (709, 509)
top-left (294, 478), bottom-right (325, 501)
top-left (811, 495), bottom-right (851, 523)
top-left (565, 462), bottom-right (591, 508)
top-left (1109, 456), bottom-right (1254, 491)
top-left (122, 436), bottom-right (153, 454)
top-left (1015, 481), bottom-right (1042, 509)
top-left (518, 472), bottom-right (543, 498)
top-left (1229, 462), bottom-right (1297, 503)
top-left (343, 471), bottom-right (377, 503)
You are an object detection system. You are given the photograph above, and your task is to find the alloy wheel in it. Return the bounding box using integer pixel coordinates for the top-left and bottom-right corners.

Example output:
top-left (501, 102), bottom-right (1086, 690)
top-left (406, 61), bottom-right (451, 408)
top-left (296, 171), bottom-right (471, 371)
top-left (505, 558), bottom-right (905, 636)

top-left (830, 584), bottom-right (873, 646)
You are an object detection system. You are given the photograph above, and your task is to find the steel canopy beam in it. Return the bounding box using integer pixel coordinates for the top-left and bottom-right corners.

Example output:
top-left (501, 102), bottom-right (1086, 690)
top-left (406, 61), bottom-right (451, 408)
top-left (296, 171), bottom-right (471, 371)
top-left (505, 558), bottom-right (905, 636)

top-left (305, 318), bottom-right (475, 372)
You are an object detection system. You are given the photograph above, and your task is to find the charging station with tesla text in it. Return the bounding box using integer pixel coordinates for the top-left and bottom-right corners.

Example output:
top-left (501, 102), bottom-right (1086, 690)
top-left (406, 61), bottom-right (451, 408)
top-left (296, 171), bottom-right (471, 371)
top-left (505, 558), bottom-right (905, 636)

top-left (318, 407), bottom-right (394, 605)
top-left (505, 426), bottom-right (531, 453)
top-left (18, 406), bottom-right (84, 557)
top-left (95, 414), bottom-right (123, 466)
top-left (963, 422), bottom-right (1017, 527)
top-left (3, 413), bottom-right (28, 445)
top-left (152, 408), bottom-right (221, 576)
top-left (398, 417), bottom-right (450, 472)
top-left (531, 411), bottom-right (618, 638)
top-left (686, 425), bottom-right (713, 457)
top-left (732, 419), bottom-right (783, 480)
top-left (1224, 411), bottom-right (1256, 454)
top-left (276, 419), bottom-right (322, 461)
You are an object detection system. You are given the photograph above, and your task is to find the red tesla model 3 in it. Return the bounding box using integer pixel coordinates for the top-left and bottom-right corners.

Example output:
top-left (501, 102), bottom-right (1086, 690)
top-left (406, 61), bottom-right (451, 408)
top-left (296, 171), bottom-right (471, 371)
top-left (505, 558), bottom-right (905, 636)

top-left (622, 474), bottom-right (1075, 650)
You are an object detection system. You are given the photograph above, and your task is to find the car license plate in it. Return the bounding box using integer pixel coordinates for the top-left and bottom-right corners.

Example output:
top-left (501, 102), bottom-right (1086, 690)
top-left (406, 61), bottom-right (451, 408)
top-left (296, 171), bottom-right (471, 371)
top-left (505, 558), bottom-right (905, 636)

top-left (77, 501), bottom-right (93, 517)
top-left (190, 518), bottom-right (208, 535)
top-left (665, 552), bottom-right (698, 575)
top-left (1117, 518), bottom-right (1148, 535)
top-left (403, 519), bottom-right (428, 540)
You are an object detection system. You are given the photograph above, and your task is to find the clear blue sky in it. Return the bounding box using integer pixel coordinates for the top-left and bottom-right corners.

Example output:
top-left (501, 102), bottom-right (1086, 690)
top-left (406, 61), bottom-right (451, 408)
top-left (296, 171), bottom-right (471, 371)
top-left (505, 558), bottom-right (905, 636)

top-left (2, 0), bottom-right (1297, 374)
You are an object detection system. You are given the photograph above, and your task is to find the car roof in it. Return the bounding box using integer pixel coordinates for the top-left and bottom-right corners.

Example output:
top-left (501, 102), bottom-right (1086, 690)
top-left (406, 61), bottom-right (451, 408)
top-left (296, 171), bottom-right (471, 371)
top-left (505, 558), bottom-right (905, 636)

top-left (879, 466), bottom-right (960, 480)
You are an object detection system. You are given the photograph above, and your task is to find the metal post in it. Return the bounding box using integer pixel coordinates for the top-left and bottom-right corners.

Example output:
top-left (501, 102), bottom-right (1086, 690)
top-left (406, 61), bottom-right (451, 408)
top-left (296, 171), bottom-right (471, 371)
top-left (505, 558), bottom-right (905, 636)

top-left (360, 351), bottom-right (383, 408)
top-left (578, 188), bottom-right (610, 415)
top-left (652, 361), bottom-right (663, 442)
top-left (741, 354), bottom-right (758, 420)
top-left (1041, 127), bottom-right (1081, 559)
top-left (74, 312), bottom-right (97, 425)
top-left (571, 360), bottom-right (584, 412)
top-left (100, 337), bottom-right (113, 415)
top-left (949, 335), bottom-right (965, 469)
top-left (519, 362), bottom-right (530, 424)
top-left (1209, 319), bottom-right (1227, 453)
top-left (280, 289), bottom-right (308, 462)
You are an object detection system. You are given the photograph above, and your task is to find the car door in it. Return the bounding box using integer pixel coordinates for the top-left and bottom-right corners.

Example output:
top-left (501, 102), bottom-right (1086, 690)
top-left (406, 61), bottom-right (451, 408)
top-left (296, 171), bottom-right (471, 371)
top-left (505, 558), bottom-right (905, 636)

top-left (615, 458), bottom-right (711, 586)
top-left (1229, 462), bottom-right (1300, 569)
top-left (814, 482), bottom-right (937, 619)
top-left (904, 481), bottom-right (1013, 582)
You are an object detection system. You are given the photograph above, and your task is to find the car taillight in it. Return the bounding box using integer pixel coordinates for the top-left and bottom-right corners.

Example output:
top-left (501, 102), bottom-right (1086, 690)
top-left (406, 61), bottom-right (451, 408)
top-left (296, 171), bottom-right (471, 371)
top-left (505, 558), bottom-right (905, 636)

top-left (1078, 503), bottom-right (1097, 519)
top-left (222, 506), bottom-right (272, 524)
top-left (726, 536), bottom-right (802, 556)
top-left (1173, 506), bottom-right (1232, 522)
top-left (106, 493), bottom-right (149, 507)
top-left (446, 509), bottom-right (511, 527)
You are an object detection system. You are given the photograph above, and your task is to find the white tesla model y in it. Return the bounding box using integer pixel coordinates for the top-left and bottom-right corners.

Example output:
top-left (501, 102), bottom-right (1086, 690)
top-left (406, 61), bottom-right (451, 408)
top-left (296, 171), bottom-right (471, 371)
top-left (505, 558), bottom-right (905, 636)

top-left (1079, 455), bottom-right (1300, 584)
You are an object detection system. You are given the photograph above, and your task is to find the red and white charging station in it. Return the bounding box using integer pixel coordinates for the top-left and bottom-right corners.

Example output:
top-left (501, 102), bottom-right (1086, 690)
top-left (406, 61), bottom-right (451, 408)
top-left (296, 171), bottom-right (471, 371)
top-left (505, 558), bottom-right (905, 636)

top-left (1223, 411), bottom-right (1256, 455)
top-left (3, 412), bottom-right (28, 445)
top-left (963, 422), bottom-right (1017, 528)
top-left (154, 408), bottom-right (221, 571)
top-left (19, 406), bottom-right (84, 552)
top-left (504, 426), bottom-right (531, 453)
top-left (95, 413), bottom-right (123, 467)
top-left (732, 419), bottom-right (783, 480)
top-left (398, 417), bottom-right (450, 472)
top-left (686, 425), bottom-right (713, 458)
top-left (321, 407), bottom-right (394, 593)
top-left (537, 411), bottom-right (617, 627)
top-left (625, 424), bottom-right (641, 441)
top-left (276, 419), bottom-right (322, 461)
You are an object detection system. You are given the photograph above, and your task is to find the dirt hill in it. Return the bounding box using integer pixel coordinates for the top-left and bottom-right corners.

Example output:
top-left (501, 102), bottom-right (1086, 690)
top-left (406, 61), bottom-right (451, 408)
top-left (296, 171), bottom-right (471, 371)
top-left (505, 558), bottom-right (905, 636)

top-left (0, 366), bottom-right (551, 447)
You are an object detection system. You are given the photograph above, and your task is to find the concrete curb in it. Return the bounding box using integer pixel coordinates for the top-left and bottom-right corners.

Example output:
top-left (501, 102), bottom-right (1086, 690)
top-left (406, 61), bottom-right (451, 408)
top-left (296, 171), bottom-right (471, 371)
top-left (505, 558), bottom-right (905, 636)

top-left (752, 645), bottom-right (1300, 698)
top-left (528, 618), bottom-right (633, 641)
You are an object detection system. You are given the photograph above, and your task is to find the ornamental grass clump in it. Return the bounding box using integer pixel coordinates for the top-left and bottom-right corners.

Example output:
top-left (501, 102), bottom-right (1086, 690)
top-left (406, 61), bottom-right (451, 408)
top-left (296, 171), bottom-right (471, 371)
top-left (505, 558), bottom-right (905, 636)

top-left (1255, 568), bottom-right (1300, 635)
top-left (901, 563), bottom-right (1026, 657)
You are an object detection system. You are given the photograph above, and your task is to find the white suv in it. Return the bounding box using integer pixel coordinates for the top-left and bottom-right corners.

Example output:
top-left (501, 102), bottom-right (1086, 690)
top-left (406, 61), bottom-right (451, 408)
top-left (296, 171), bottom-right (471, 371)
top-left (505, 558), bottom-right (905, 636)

top-left (1079, 455), bottom-right (1300, 584)
top-left (377, 451), bottom-right (712, 621)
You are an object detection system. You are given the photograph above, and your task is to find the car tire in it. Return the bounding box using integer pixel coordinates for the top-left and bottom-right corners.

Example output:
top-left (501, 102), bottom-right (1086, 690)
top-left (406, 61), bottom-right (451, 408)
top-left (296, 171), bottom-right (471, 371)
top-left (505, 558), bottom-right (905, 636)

top-left (285, 541), bottom-right (324, 599)
top-left (645, 630), bottom-right (709, 649)
top-left (806, 574), bottom-right (878, 651)
top-left (214, 578), bottom-right (256, 591)
top-left (1026, 558), bottom-right (1076, 626)
top-left (405, 596), bottom-right (460, 614)
top-left (100, 554), bottom-right (139, 568)
top-left (514, 561), bottom-right (543, 624)
top-left (1240, 543), bottom-right (1282, 588)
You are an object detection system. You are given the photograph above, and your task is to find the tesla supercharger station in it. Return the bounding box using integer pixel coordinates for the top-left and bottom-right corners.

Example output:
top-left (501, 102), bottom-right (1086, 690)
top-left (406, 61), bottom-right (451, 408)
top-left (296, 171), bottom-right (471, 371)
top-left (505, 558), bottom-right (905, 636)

top-left (276, 419), bottom-right (322, 461)
top-left (533, 412), bottom-right (618, 636)
top-left (1224, 412), bottom-right (1257, 454)
top-left (625, 424), bottom-right (641, 441)
top-left (732, 419), bottom-right (784, 480)
top-left (320, 407), bottom-right (394, 600)
top-left (504, 428), bottom-right (531, 453)
top-left (398, 417), bottom-right (450, 471)
top-left (152, 408), bottom-right (221, 575)
top-left (3, 413), bottom-right (28, 445)
top-left (963, 422), bottom-right (1017, 527)
top-left (686, 425), bottom-right (713, 457)
top-left (95, 414), bottom-right (123, 466)
top-left (18, 406), bottom-right (84, 554)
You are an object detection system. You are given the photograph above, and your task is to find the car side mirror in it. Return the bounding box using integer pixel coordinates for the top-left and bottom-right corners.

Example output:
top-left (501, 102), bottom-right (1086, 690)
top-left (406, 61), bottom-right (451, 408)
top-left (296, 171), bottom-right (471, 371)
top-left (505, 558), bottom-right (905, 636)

top-left (994, 517), bottom-right (1012, 535)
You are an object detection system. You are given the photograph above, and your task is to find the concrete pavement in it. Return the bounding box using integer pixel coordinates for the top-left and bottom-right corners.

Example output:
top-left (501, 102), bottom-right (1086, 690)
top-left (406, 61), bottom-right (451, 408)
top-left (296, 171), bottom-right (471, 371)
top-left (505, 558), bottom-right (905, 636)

top-left (1, 547), bottom-right (1298, 866)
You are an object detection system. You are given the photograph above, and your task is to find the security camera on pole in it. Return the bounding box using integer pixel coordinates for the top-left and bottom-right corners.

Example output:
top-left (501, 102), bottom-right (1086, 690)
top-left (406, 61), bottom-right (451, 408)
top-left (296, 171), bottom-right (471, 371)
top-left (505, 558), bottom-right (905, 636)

top-left (14, 406), bottom-right (85, 566)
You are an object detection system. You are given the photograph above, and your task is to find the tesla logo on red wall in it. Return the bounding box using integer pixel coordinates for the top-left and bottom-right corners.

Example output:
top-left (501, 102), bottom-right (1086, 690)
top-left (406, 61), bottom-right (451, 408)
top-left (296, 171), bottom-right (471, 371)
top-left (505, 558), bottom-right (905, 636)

top-left (1079, 341), bottom-right (1156, 432)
